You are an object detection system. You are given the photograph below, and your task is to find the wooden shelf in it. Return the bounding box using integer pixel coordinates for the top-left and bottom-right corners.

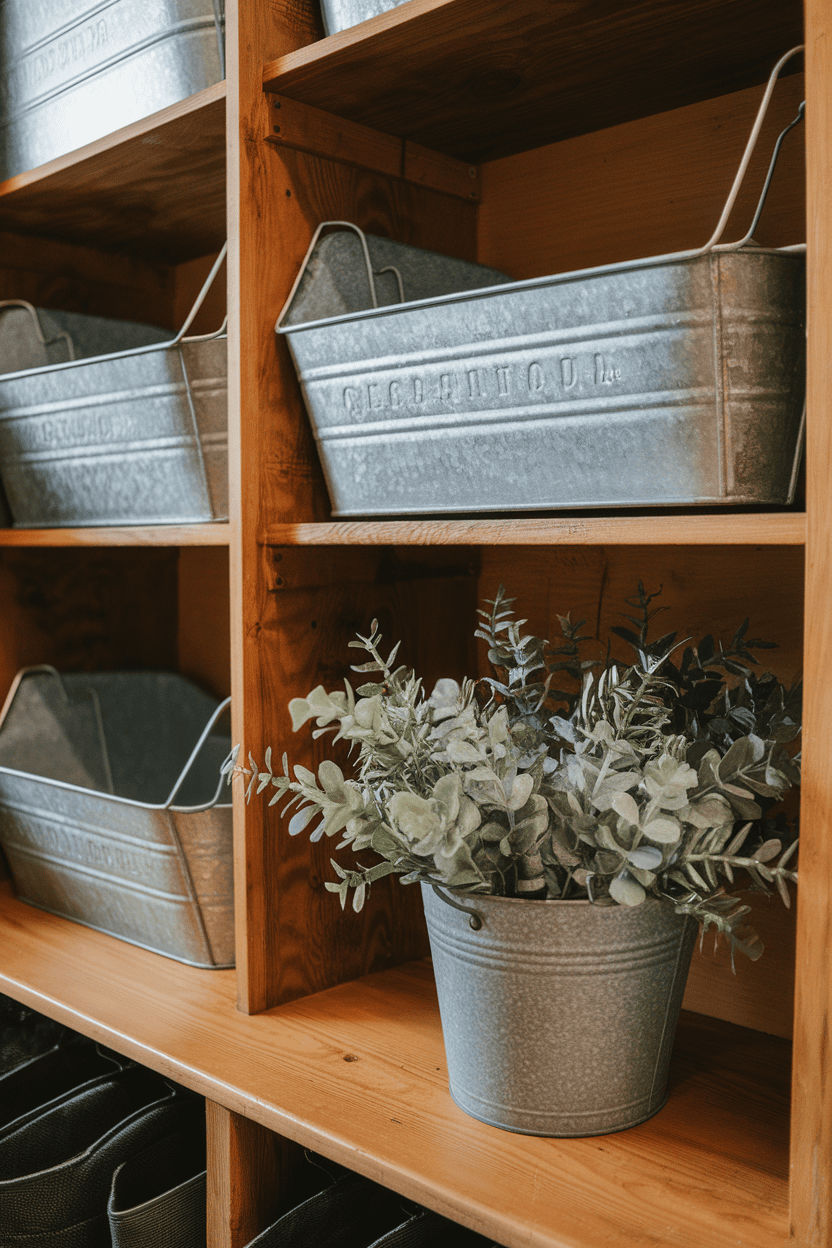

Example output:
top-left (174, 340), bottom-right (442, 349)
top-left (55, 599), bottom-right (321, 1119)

top-left (0, 524), bottom-right (231, 547)
top-left (262, 0), bottom-right (803, 162)
top-left (0, 83), bottom-right (226, 262)
top-left (264, 513), bottom-right (807, 547)
top-left (0, 884), bottom-right (790, 1248)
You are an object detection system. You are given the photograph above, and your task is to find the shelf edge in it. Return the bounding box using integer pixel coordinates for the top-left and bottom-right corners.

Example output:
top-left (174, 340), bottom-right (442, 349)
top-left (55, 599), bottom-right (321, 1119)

top-left (262, 514), bottom-right (808, 547)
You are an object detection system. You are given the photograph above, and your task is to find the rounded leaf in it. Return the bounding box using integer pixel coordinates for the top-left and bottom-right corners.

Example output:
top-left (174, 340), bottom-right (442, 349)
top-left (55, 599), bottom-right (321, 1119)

top-left (627, 846), bottom-right (663, 870)
top-left (609, 871), bottom-right (646, 907)
top-left (642, 817), bottom-right (682, 845)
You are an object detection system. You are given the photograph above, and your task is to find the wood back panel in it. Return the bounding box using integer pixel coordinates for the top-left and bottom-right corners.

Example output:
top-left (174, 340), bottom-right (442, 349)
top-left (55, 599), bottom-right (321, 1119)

top-left (478, 74), bottom-right (805, 279)
top-left (0, 548), bottom-right (180, 704)
top-left (477, 545), bottom-right (803, 1038)
top-left (0, 232), bottom-right (175, 327)
top-left (178, 548), bottom-right (231, 700)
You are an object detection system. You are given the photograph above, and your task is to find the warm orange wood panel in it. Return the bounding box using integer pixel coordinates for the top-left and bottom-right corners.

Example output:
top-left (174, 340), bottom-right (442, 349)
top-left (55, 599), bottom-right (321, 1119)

top-left (178, 547), bottom-right (232, 700)
top-left (0, 886), bottom-right (791, 1248)
top-left (0, 548), bottom-right (179, 705)
top-left (207, 1103), bottom-right (311, 1248)
top-left (478, 74), bottom-right (806, 279)
top-left (230, 0), bottom-right (479, 1013)
top-left (262, 0), bottom-right (802, 162)
top-left (0, 232), bottom-right (175, 328)
top-left (0, 84), bottom-right (226, 262)
top-left (790, 0), bottom-right (831, 1240)
top-left (263, 514), bottom-right (807, 547)
top-left (265, 95), bottom-right (480, 200)
top-left (0, 526), bottom-right (230, 547)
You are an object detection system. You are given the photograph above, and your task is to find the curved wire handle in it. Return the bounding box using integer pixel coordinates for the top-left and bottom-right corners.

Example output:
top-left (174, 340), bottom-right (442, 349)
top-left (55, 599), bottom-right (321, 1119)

top-left (0, 300), bottom-right (75, 363)
top-left (431, 883), bottom-right (483, 930)
top-left (276, 222), bottom-right (407, 329)
top-left (696, 44), bottom-right (804, 256)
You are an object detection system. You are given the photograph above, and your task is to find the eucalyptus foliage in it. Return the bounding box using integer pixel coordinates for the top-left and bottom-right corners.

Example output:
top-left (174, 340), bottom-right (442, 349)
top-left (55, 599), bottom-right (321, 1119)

top-left (224, 585), bottom-right (800, 961)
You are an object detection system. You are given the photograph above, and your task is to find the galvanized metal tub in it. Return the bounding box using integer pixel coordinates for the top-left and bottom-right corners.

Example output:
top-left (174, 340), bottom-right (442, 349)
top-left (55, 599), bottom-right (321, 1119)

top-left (0, 252), bottom-right (228, 527)
top-left (422, 885), bottom-right (697, 1136)
top-left (277, 55), bottom-right (806, 516)
top-left (0, 0), bottom-right (225, 179)
top-left (320, 0), bottom-right (413, 38)
top-left (0, 667), bottom-right (233, 968)
top-left (278, 236), bottom-right (804, 515)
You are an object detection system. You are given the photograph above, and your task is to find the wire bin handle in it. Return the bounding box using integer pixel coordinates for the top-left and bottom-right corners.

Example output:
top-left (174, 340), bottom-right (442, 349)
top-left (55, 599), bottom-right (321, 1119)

top-left (696, 44), bottom-right (804, 257)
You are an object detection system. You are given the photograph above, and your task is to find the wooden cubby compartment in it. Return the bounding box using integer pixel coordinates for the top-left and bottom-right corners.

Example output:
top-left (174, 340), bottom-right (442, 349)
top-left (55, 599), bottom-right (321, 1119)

top-left (2, 0), bottom-right (832, 1245)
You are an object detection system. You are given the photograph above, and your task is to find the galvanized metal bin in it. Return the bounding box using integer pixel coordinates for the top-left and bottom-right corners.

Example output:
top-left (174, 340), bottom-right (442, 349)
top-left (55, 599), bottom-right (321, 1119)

top-left (0, 248), bottom-right (228, 527)
top-left (319, 0), bottom-right (410, 37)
top-left (0, 0), bottom-right (225, 179)
top-left (277, 53), bottom-right (806, 516)
top-left (0, 667), bottom-right (233, 968)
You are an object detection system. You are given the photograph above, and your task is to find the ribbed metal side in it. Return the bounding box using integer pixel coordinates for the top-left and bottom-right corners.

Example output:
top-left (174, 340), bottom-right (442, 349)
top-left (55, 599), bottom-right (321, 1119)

top-left (0, 335), bottom-right (228, 527)
top-left (0, 671), bottom-right (233, 968)
top-left (0, 0), bottom-right (225, 178)
top-left (422, 885), bottom-right (697, 1136)
top-left (282, 245), bottom-right (804, 514)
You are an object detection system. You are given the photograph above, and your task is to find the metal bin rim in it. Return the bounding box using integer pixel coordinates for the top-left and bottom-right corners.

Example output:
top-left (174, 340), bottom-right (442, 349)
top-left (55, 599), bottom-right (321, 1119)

top-left (0, 667), bottom-right (232, 814)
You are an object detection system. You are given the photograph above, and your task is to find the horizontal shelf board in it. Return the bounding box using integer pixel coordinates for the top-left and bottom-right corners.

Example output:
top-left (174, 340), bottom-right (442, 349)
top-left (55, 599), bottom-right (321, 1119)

top-left (0, 83), bottom-right (226, 261)
top-left (0, 524), bottom-right (231, 547)
top-left (0, 886), bottom-right (790, 1248)
top-left (262, 0), bottom-right (803, 162)
top-left (264, 513), bottom-right (807, 546)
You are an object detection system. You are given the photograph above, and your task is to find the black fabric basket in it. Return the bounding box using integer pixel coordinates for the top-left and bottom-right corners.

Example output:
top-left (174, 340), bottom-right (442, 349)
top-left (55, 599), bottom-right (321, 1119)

top-left (0, 992), bottom-right (78, 1076)
top-left (108, 1122), bottom-right (207, 1248)
top-left (0, 1042), bottom-right (127, 1136)
top-left (0, 1065), bottom-right (196, 1247)
top-left (243, 1172), bottom-right (410, 1248)
top-left (369, 1209), bottom-right (504, 1247)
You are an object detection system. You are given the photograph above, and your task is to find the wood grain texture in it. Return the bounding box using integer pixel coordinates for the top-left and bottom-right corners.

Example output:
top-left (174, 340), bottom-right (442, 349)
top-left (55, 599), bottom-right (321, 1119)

top-left (230, 0), bottom-right (477, 1012)
top-left (207, 1103), bottom-right (312, 1247)
top-left (247, 546), bottom-right (478, 1004)
top-left (263, 514), bottom-right (807, 547)
top-left (226, 0), bottom-right (325, 1019)
top-left (478, 74), bottom-right (806, 279)
top-left (0, 548), bottom-right (179, 706)
top-left (265, 95), bottom-right (480, 200)
top-left (0, 84), bottom-right (226, 263)
top-left (790, 1), bottom-right (831, 1242)
top-left (178, 548), bottom-right (231, 700)
top-left (0, 232), bottom-right (175, 329)
top-left (262, 0), bottom-right (803, 162)
top-left (0, 886), bottom-right (791, 1248)
top-left (0, 526), bottom-right (230, 547)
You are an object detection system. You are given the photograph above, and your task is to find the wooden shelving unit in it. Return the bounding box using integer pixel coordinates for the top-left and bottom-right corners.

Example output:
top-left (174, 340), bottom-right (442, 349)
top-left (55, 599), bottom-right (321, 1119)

top-left (0, 0), bottom-right (828, 1245)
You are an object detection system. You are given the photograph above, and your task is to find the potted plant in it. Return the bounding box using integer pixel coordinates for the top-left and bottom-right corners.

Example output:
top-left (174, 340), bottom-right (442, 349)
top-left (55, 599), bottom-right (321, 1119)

top-left (226, 585), bottom-right (800, 1137)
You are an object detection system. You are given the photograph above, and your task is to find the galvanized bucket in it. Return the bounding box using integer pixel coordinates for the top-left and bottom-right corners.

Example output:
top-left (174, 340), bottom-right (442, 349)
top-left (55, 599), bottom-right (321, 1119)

top-left (319, 0), bottom-right (422, 38)
top-left (421, 884), bottom-right (697, 1136)
top-left (0, 0), bottom-right (225, 179)
top-left (0, 667), bottom-right (233, 968)
top-left (277, 48), bottom-right (806, 516)
top-left (0, 247), bottom-right (228, 527)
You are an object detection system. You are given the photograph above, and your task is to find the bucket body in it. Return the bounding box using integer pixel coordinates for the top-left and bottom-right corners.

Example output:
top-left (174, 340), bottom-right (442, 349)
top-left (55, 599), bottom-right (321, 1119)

top-left (421, 885), bottom-right (697, 1136)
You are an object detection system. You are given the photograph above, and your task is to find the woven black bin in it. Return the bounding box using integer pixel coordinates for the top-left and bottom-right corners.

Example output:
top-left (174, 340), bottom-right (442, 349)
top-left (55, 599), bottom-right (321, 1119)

top-left (107, 1122), bottom-right (207, 1248)
top-left (0, 1065), bottom-right (198, 1248)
